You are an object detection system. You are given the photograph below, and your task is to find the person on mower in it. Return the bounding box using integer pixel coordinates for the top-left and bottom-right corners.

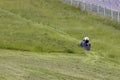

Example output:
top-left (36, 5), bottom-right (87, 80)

top-left (79, 37), bottom-right (91, 50)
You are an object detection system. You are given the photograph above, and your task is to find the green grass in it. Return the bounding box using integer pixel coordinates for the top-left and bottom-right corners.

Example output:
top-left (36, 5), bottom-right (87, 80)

top-left (0, 0), bottom-right (120, 80)
top-left (0, 3), bottom-right (82, 53)
top-left (0, 49), bottom-right (120, 80)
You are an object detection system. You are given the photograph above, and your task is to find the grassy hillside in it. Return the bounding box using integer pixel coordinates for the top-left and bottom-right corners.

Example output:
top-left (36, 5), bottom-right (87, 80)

top-left (0, 0), bottom-right (120, 80)
top-left (0, 0), bottom-right (120, 61)
top-left (0, 0), bottom-right (83, 53)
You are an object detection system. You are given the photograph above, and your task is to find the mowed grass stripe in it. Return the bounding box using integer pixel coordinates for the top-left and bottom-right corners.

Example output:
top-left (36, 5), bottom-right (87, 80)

top-left (0, 49), bottom-right (120, 80)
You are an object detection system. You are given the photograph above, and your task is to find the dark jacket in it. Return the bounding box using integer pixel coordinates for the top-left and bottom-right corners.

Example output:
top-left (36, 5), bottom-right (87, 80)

top-left (80, 40), bottom-right (91, 50)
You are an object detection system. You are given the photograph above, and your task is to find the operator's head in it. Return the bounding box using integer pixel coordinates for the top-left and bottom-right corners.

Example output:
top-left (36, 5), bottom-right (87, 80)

top-left (84, 37), bottom-right (89, 41)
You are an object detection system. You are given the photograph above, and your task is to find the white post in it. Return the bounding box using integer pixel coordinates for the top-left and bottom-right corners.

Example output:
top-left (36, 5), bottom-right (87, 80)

top-left (90, 3), bottom-right (92, 12)
top-left (84, 2), bottom-right (86, 10)
top-left (79, 1), bottom-right (81, 8)
top-left (71, 0), bottom-right (72, 5)
top-left (81, 0), bottom-right (85, 10)
top-left (97, 5), bottom-right (99, 14)
top-left (111, 9), bottom-right (113, 19)
top-left (118, 11), bottom-right (119, 22)
top-left (83, 2), bottom-right (85, 10)
top-left (104, 7), bottom-right (105, 16)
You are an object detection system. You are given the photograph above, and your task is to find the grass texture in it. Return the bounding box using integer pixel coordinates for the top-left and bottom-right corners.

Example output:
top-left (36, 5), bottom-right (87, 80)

top-left (0, 0), bottom-right (120, 80)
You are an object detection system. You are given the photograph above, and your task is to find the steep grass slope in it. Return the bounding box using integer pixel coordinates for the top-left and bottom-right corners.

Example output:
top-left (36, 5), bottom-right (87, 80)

top-left (0, 0), bottom-right (120, 62)
top-left (0, 0), bottom-right (120, 80)
top-left (0, 3), bottom-right (82, 53)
